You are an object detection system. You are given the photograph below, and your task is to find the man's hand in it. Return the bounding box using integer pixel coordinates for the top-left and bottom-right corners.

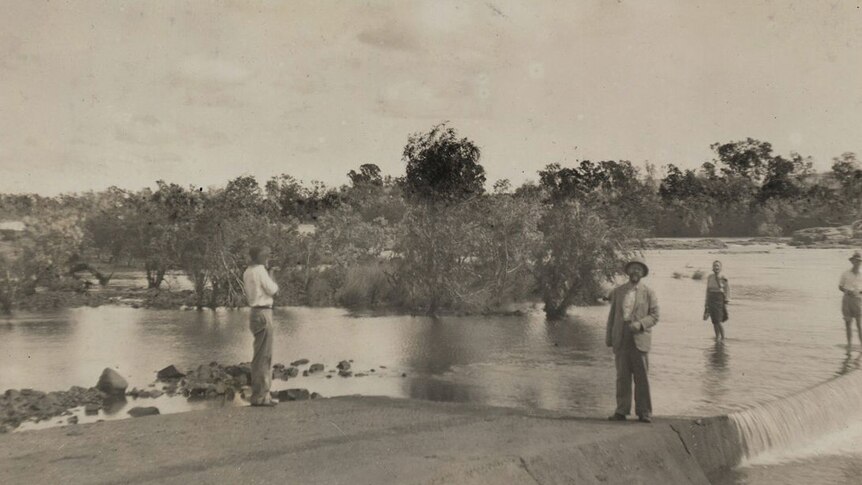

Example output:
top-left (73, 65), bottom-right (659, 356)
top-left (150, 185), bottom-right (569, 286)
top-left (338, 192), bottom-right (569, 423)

top-left (627, 320), bottom-right (641, 333)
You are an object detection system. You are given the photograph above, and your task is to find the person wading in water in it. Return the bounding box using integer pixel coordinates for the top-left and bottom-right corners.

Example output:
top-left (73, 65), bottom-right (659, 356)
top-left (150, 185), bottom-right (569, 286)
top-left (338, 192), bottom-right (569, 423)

top-left (839, 251), bottom-right (862, 351)
top-left (242, 246), bottom-right (279, 407)
top-left (703, 260), bottom-right (730, 341)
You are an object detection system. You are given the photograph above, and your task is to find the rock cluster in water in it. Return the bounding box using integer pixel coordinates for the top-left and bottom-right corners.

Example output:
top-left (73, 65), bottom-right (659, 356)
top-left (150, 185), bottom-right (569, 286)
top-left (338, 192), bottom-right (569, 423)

top-left (0, 386), bottom-right (106, 433)
top-left (1, 358), bottom-right (399, 431)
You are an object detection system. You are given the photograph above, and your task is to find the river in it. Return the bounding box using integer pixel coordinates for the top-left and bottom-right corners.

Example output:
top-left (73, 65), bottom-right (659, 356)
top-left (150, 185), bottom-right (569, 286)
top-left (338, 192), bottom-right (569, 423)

top-left (1, 244), bottom-right (860, 483)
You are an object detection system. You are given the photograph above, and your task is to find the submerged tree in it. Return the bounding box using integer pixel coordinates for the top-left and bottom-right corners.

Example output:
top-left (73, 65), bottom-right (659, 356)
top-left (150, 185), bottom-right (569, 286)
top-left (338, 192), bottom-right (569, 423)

top-left (534, 163), bottom-right (640, 319)
top-left (393, 124), bottom-right (487, 315)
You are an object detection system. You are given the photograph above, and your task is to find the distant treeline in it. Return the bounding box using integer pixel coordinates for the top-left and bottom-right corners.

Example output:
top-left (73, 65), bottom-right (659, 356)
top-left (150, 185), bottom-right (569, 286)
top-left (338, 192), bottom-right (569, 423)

top-left (1, 125), bottom-right (860, 317)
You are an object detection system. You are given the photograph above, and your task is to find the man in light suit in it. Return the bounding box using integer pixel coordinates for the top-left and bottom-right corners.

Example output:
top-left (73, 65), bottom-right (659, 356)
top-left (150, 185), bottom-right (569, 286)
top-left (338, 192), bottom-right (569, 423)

top-left (606, 256), bottom-right (659, 423)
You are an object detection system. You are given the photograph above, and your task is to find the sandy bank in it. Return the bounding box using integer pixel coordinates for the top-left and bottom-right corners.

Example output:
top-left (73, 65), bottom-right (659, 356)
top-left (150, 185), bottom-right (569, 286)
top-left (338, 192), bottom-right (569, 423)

top-left (0, 396), bottom-right (741, 485)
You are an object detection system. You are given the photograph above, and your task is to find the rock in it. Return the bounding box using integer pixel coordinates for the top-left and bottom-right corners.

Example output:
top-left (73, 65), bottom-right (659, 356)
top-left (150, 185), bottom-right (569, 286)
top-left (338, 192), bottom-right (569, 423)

top-left (370, 369), bottom-right (376, 373)
top-left (325, 375), bottom-right (332, 379)
top-left (275, 389), bottom-right (310, 401)
top-left (156, 365), bottom-right (185, 380)
top-left (401, 373), bottom-right (407, 378)
top-left (240, 386), bottom-right (253, 401)
top-left (309, 363), bottom-right (324, 373)
top-left (336, 361), bottom-right (351, 371)
top-left (214, 382), bottom-right (227, 395)
top-left (84, 404), bottom-right (101, 415)
top-left (379, 366), bottom-right (387, 369)
top-left (127, 406), bottom-right (160, 418)
top-left (338, 370), bottom-right (353, 378)
top-left (225, 364), bottom-right (252, 383)
top-left (311, 392), bottom-right (322, 400)
top-left (290, 359), bottom-right (309, 366)
top-left (302, 370), bottom-right (309, 377)
top-left (354, 373), bottom-right (367, 377)
top-left (149, 390), bottom-right (164, 399)
top-left (127, 387), bottom-right (140, 398)
top-left (287, 367), bottom-right (299, 378)
top-left (96, 368), bottom-right (128, 396)
top-left (67, 416), bottom-right (78, 424)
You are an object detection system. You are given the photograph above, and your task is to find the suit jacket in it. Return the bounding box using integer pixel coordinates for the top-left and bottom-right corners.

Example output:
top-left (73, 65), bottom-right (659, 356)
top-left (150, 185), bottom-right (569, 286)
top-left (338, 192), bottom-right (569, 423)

top-left (605, 282), bottom-right (660, 353)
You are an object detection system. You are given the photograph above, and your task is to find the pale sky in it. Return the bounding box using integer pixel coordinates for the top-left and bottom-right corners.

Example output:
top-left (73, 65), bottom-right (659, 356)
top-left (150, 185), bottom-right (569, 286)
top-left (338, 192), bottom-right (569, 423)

top-left (1, 0), bottom-right (861, 195)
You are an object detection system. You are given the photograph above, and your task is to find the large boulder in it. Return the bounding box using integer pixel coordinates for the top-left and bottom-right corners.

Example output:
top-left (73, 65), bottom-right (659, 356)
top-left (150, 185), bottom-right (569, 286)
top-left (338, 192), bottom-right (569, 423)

top-left (156, 365), bottom-right (185, 380)
top-left (127, 406), bottom-right (160, 418)
top-left (96, 368), bottom-right (128, 396)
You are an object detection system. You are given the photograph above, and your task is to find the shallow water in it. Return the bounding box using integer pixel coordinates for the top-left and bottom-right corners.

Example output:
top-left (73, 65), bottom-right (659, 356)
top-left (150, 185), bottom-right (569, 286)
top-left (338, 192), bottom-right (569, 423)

top-left (1, 245), bottom-right (860, 481)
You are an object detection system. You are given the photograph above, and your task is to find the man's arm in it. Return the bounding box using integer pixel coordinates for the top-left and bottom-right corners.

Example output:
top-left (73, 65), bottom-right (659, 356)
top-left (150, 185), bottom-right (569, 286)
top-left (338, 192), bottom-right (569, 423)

top-left (840, 273), bottom-right (851, 294)
top-left (260, 266), bottom-right (279, 296)
top-left (635, 288), bottom-right (659, 331)
top-left (605, 289), bottom-right (615, 347)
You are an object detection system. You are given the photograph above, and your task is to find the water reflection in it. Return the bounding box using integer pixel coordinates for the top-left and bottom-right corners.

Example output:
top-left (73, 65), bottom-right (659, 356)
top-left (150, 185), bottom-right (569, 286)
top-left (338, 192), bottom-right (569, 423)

top-left (837, 352), bottom-right (862, 377)
top-left (702, 341), bottom-right (730, 405)
top-left (543, 314), bottom-right (603, 355)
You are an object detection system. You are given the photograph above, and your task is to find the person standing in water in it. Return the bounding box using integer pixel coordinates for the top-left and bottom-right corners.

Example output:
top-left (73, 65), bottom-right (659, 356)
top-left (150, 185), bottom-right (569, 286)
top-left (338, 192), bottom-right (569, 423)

top-left (839, 251), bottom-right (862, 350)
top-left (703, 260), bottom-right (730, 341)
top-left (242, 246), bottom-right (280, 407)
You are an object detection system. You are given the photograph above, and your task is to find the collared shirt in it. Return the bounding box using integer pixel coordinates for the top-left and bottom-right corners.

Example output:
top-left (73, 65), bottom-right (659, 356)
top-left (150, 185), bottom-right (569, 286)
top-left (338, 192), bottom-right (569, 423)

top-left (622, 282), bottom-right (639, 321)
top-left (840, 269), bottom-right (862, 296)
top-left (242, 264), bottom-right (279, 307)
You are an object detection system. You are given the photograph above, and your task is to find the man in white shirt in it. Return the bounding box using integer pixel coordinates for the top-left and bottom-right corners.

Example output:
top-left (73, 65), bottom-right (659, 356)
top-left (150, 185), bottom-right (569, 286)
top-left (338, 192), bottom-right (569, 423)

top-left (839, 251), bottom-right (862, 349)
top-left (605, 256), bottom-right (659, 423)
top-left (242, 246), bottom-right (279, 406)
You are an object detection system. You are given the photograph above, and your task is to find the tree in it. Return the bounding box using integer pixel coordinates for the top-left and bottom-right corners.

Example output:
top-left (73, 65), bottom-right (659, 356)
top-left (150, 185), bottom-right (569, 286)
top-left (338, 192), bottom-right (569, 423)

top-left (535, 200), bottom-right (634, 319)
top-left (710, 138), bottom-right (775, 183)
top-left (402, 123), bottom-right (485, 204)
top-left (348, 164), bottom-right (383, 187)
top-left (535, 163), bottom-right (640, 319)
top-left (831, 152), bottom-right (862, 218)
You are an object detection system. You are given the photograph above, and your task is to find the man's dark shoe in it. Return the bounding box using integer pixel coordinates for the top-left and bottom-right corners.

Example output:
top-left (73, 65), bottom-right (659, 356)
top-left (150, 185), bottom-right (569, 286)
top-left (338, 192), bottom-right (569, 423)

top-left (637, 415), bottom-right (652, 423)
top-left (607, 413), bottom-right (627, 421)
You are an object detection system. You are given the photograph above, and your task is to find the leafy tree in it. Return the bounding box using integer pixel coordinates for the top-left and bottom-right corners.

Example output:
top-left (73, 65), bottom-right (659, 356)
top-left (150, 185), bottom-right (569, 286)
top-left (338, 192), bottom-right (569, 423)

top-left (710, 138), bottom-right (775, 182)
top-left (347, 164), bottom-right (383, 187)
top-left (534, 163), bottom-right (640, 319)
top-left (402, 124), bottom-right (485, 204)
top-left (535, 200), bottom-right (634, 319)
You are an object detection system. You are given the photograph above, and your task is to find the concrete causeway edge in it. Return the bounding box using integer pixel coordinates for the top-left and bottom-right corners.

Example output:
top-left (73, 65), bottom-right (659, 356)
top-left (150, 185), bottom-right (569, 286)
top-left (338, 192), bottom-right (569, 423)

top-left (0, 396), bottom-right (743, 485)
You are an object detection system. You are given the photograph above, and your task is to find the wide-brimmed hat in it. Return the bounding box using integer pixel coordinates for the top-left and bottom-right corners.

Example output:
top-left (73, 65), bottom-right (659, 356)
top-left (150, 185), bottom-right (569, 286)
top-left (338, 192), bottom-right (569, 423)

top-left (625, 257), bottom-right (649, 277)
top-left (851, 251), bottom-right (862, 262)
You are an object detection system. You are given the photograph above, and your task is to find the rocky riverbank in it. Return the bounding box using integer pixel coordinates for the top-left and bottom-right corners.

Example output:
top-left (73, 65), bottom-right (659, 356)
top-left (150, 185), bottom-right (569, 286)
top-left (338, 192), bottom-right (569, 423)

top-left (790, 221), bottom-right (862, 248)
top-left (0, 358), bottom-right (399, 433)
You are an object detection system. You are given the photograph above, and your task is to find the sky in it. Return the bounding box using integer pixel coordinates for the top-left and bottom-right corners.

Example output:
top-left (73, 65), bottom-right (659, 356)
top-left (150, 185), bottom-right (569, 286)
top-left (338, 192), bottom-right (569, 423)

top-left (1, 0), bottom-right (861, 195)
